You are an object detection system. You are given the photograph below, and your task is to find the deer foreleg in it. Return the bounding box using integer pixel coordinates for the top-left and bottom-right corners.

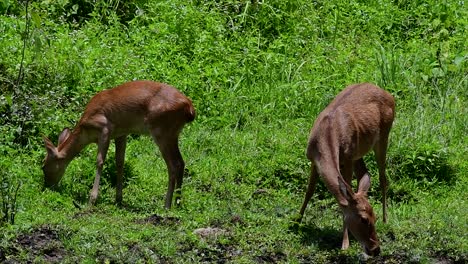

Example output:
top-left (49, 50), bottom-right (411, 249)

top-left (340, 159), bottom-right (353, 250)
top-left (89, 128), bottom-right (110, 205)
top-left (115, 136), bottom-right (127, 205)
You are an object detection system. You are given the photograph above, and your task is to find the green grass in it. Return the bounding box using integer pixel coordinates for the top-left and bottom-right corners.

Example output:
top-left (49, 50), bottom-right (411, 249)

top-left (2, 122), bottom-right (467, 263)
top-left (1, 0), bottom-right (467, 263)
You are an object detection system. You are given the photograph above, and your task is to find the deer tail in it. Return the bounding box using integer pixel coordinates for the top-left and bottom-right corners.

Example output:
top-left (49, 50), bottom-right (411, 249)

top-left (185, 101), bottom-right (196, 122)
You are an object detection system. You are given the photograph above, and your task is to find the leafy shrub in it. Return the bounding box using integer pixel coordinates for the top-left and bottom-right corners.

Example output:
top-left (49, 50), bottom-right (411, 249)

top-left (102, 152), bottom-right (137, 188)
top-left (356, 142), bottom-right (456, 204)
top-left (0, 0), bottom-right (21, 15)
top-left (0, 157), bottom-right (22, 225)
top-left (389, 143), bottom-right (455, 187)
top-left (25, 0), bottom-right (148, 27)
top-left (363, 143), bottom-right (456, 203)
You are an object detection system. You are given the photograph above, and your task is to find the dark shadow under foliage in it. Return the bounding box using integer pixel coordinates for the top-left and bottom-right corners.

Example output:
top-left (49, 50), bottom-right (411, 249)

top-left (46, 153), bottom-right (138, 205)
top-left (295, 222), bottom-right (343, 251)
top-left (360, 143), bottom-right (456, 205)
top-left (389, 144), bottom-right (455, 184)
top-left (177, 239), bottom-right (241, 264)
top-left (384, 144), bottom-right (456, 204)
top-left (254, 250), bottom-right (287, 264)
top-left (94, 242), bottom-right (170, 264)
top-left (194, 0), bottom-right (298, 48)
top-left (134, 214), bottom-right (180, 226)
top-left (387, 184), bottom-right (416, 203)
top-left (430, 250), bottom-right (468, 264)
top-left (7, 0), bottom-right (150, 27)
top-left (102, 153), bottom-right (137, 188)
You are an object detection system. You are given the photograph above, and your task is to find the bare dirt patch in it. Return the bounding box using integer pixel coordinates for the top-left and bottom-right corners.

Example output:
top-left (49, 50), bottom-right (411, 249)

top-left (177, 241), bottom-right (241, 263)
top-left (72, 207), bottom-right (97, 219)
top-left (194, 227), bottom-right (229, 239)
top-left (1, 225), bottom-right (68, 263)
top-left (94, 242), bottom-right (170, 263)
top-left (430, 251), bottom-right (467, 264)
top-left (366, 253), bottom-right (415, 264)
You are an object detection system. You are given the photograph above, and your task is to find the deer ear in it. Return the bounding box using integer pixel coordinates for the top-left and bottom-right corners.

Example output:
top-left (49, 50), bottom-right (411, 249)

top-left (43, 136), bottom-right (58, 158)
top-left (58, 128), bottom-right (71, 146)
top-left (357, 174), bottom-right (371, 195)
top-left (338, 176), bottom-right (353, 206)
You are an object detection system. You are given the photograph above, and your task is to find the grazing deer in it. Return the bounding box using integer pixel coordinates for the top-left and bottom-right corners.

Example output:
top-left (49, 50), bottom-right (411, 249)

top-left (42, 80), bottom-right (195, 209)
top-left (297, 83), bottom-right (395, 256)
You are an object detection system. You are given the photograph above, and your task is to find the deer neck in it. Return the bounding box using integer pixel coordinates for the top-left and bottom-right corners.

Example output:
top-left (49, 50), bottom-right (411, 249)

top-left (57, 128), bottom-right (90, 163)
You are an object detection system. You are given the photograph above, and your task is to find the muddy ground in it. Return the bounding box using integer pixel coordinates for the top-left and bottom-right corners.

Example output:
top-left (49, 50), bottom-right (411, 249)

top-left (0, 225), bottom-right (67, 263)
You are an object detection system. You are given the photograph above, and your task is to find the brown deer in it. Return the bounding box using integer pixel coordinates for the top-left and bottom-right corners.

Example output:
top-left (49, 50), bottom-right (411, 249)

top-left (297, 83), bottom-right (395, 256)
top-left (42, 80), bottom-right (195, 209)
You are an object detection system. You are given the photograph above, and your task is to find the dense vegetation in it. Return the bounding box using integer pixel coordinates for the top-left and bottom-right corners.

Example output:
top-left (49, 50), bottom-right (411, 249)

top-left (1, 0), bottom-right (466, 263)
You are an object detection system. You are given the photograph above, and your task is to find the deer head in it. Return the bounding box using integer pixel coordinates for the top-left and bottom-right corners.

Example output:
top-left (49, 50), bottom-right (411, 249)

top-left (42, 128), bottom-right (72, 188)
top-left (339, 175), bottom-right (380, 256)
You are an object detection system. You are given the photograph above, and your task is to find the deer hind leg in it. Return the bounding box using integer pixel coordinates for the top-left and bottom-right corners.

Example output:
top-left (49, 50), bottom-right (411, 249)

top-left (374, 136), bottom-right (389, 223)
top-left (298, 162), bottom-right (319, 221)
top-left (90, 128), bottom-right (111, 205)
top-left (152, 127), bottom-right (185, 209)
top-left (115, 136), bottom-right (127, 205)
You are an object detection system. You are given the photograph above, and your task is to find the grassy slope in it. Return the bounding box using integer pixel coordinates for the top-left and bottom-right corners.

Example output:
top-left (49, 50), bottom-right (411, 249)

top-left (1, 0), bottom-right (467, 263)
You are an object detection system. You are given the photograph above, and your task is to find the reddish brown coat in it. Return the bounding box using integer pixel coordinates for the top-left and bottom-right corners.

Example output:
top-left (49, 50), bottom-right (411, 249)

top-left (298, 83), bottom-right (395, 256)
top-left (43, 80), bottom-right (195, 209)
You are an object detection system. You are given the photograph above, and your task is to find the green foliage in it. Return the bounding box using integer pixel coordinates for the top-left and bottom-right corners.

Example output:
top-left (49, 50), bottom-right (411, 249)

top-left (384, 143), bottom-right (456, 204)
top-left (0, 0), bottom-right (20, 15)
top-left (22, 0), bottom-right (148, 27)
top-left (391, 144), bottom-right (454, 184)
top-left (0, 156), bottom-right (22, 225)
